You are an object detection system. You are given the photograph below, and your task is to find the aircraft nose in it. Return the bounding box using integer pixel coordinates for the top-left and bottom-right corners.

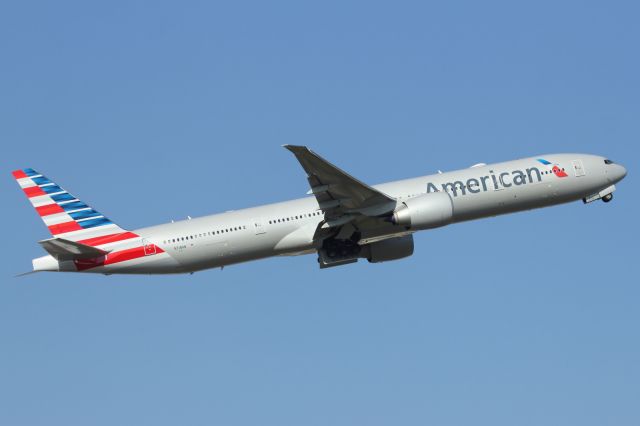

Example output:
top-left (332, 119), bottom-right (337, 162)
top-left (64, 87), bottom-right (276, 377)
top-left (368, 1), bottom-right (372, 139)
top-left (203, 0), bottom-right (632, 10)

top-left (608, 164), bottom-right (627, 183)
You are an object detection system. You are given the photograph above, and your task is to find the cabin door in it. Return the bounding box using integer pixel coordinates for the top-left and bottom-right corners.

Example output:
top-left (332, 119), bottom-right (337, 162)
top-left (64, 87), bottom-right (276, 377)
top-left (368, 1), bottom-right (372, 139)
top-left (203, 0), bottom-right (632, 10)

top-left (252, 218), bottom-right (266, 235)
top-left (572, 160), bottom-right (586, 177)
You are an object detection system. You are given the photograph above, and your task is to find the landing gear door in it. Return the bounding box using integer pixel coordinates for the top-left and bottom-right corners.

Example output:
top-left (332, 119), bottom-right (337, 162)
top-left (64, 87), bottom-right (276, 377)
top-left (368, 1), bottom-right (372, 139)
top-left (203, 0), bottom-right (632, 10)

top-left (572, 160), bottom-right (586, 177)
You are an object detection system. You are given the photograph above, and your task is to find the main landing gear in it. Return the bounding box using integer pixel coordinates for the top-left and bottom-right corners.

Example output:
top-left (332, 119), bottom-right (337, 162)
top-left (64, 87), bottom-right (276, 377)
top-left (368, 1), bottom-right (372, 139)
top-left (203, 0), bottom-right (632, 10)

top-left (602, 193), bottom-right (613, 203)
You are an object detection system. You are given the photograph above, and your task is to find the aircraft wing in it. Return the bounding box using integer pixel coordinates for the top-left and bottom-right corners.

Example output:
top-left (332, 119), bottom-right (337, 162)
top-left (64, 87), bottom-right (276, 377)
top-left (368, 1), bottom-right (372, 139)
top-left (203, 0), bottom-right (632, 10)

top-left (283, 145), bottom-right (397, 223)
top-left (39, 238), bottom-right (110, 261)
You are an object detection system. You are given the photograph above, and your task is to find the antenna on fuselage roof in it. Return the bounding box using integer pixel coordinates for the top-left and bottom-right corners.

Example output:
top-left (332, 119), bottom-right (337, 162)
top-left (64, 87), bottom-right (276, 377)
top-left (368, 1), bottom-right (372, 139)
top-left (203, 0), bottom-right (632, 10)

top-left (438, 170), bottom-right (443, 174)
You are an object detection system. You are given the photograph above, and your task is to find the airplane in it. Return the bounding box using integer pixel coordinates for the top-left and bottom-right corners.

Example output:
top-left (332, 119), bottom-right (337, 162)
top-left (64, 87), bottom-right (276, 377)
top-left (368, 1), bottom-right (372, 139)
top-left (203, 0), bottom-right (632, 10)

top-left (12, 146), bottom-right (627, 275)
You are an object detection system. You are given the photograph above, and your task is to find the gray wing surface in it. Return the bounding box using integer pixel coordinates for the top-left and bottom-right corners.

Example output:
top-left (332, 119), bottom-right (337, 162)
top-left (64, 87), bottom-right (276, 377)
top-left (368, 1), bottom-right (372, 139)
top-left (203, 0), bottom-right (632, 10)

top-left (283, 145), bottom-right (397, 224)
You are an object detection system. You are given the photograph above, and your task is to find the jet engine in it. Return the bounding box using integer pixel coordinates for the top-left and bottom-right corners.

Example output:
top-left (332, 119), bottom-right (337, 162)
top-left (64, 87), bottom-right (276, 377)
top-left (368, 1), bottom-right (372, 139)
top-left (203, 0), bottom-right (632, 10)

top-left (390, 192), bottom-right (454, 230)
top-left (364, 235), bottom-right (414, 263)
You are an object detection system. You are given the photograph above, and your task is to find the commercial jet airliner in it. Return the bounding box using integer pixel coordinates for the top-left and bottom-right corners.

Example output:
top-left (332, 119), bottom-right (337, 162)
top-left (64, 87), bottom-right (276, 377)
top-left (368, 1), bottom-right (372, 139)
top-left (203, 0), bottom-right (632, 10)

top-left (13, 146), bottom-right (627, 275)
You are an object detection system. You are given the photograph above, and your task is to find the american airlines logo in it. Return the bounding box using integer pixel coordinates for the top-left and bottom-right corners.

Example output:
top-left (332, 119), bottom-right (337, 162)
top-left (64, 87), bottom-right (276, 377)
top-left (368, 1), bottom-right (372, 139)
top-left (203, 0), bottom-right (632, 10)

top-left (426, 162), bottom-right (561, 197)
top-left (537, 158), bottom-right (568, 177)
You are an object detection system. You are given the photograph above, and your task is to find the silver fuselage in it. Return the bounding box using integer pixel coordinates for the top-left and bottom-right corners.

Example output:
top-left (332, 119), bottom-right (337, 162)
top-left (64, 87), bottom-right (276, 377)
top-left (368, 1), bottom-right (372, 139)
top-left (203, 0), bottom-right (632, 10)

top-left (33, 153), bottom-right (627, 274)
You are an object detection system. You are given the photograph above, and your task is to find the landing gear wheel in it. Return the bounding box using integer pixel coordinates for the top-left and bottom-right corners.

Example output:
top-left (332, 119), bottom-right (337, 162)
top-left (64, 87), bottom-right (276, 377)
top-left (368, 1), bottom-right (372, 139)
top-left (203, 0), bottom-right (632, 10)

top-left (602, 193), bottom-right (613, 203)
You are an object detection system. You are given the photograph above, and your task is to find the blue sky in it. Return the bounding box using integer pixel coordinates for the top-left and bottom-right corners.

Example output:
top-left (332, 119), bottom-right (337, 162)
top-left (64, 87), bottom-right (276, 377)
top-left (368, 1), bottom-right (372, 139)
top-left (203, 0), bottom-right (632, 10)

top-left (1, 1), bottom-right (638, 425)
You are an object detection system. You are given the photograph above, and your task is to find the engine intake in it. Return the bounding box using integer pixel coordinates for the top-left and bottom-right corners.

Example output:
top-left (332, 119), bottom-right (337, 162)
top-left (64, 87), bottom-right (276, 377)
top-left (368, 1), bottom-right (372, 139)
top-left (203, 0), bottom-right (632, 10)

top-left (391, 192), bottom-right (453, 230)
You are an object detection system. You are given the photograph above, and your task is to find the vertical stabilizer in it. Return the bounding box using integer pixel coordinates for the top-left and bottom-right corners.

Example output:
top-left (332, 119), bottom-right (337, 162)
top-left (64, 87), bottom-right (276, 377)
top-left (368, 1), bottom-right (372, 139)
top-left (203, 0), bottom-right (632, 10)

top-left (11, 168), bottom-right (132, 244)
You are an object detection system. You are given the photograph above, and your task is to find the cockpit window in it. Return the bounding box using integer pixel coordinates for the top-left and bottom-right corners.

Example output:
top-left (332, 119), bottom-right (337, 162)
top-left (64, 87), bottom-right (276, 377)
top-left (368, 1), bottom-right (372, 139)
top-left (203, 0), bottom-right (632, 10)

top-left (604, 159), bottom-right (614, 164)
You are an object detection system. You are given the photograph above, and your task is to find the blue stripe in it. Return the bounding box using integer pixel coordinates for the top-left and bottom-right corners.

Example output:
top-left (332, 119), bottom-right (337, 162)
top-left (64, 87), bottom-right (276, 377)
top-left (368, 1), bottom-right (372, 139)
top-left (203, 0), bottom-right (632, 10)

top-left (537, 159), bottom-right (551, 165)
top-left (41, 185), bottom-right (64, 194)
top-left (69, 209), bottom-right (101, 220)
top-left (60, 201), bottom-right (89, 211)
top-left (32, 176), bottom-right (52, 185)
top-left (78, 217), bottom-right (112, 229)
top-left (51, 193), bottom-right (75, 202)
top-left (23, 168), bottom-right (38, 177)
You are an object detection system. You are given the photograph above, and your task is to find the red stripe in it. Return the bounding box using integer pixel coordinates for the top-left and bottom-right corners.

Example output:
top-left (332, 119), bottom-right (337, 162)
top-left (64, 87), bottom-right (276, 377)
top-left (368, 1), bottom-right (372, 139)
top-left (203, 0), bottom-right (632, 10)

top-left (36, 203), bottom-right (65, 216)
top-left (78, 231), bottom-right (139, 247)
top-left (104, 246), bottom-right (147, 265)
top-left (48, 221), bottom-right (83, 235)
top-left (23, 186), bottom-right (46, 198)
top-left (73, 244), bottom-right (164, 271)
top-left (104, 245), bottom-right (164, 265)
top-left (12, 170), bottom-right (28, 179)
top-left (552, 166), bottom-right (569, 178)
top-left (74, 256), bottom-right (107, 271)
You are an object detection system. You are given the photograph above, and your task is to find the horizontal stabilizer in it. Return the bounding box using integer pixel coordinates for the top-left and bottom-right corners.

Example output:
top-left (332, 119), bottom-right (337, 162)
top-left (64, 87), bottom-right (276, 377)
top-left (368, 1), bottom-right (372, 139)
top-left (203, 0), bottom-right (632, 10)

top-left (39, 238), bottom-right (110, 261)
top-left (15, 270), bottom-right (43, 277)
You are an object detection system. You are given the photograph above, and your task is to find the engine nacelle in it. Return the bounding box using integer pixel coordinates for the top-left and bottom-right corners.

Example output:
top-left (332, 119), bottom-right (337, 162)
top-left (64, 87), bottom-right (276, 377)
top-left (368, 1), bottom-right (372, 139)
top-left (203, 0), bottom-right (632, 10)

top-left (365, 235), bottom-right (414, 263)
top-left (391, 192), bottom-right (454, 230)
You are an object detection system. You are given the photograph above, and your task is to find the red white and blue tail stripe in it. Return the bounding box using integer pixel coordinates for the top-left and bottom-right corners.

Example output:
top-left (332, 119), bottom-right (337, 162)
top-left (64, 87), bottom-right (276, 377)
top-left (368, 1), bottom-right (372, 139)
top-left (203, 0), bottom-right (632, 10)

top-left (12, 168), bottom-right (130, 242)
top-left (13, 168), bottom-right (177, 274)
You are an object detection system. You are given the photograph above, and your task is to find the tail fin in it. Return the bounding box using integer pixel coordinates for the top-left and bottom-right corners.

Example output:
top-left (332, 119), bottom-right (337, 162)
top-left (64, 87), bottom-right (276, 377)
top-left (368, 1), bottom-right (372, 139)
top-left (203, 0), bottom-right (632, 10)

top-left (12, 168), bottom-right (129, 243)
